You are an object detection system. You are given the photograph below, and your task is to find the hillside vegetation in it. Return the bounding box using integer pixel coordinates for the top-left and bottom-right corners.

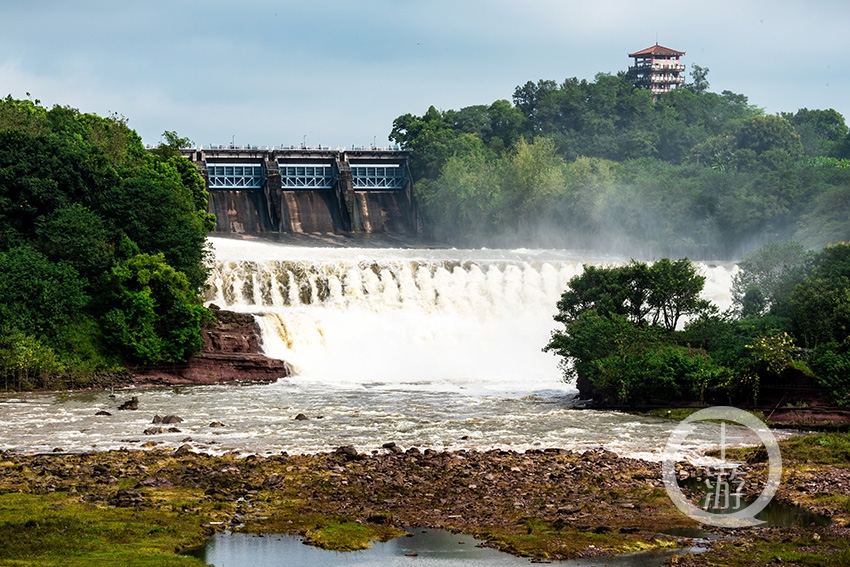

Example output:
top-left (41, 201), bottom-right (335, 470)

top-left (0, 97), bottom-right (215, 389)
top-left (390, 70), bottom-right (850, 255)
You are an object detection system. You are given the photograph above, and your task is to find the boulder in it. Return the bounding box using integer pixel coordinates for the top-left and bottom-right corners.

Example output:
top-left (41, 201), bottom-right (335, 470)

top-left (174, 444), bottom-right (193, 457)
top-left (110, 489), bottom-right (143, 507)
top-left (118, 396), bottom-right (139, 410)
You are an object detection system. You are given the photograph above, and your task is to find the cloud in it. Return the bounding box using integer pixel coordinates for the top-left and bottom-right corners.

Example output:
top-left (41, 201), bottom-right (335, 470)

top-left (1, 1), bottom-right (848, 146)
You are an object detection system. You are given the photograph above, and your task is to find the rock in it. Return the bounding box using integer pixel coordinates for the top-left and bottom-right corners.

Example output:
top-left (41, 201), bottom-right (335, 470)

top-left (209, 421), bottom-right (226, 428)
top-left (263, 475), bottom-right (284, 487)
top-left (335, 445), bottom-right (363, 461)
top-left (136, 477), bottom-right (173, 488)
top-left (294, 413), bottom-right (309, 421)
top-left (110, 488), bottom-right (143, 507)
top-left (152, 415), bottom-right (163, 424)
top-left (118, 396), bottom-right (139, 410)
top-left (167, 427), bottom-right (181, 433)
top-left (382, 442), bottom-right (397, 449)
top-left (174, 444), bottom-right (193, 457)
top-left (405, 551), bottom-right (418, 557)
top-left (95, 411), bottom-right (112, 416)
top-left (143, 427), bottom-right (163, 435)
top-left (52, 447), bottom-right (63, 453)
top-left (162, 415), bottom-right (183, 424)
top-left (130, 309), bottom-right (289, 386)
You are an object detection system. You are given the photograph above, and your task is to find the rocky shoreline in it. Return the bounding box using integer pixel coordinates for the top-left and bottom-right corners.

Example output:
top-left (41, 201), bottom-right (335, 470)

top-left (2, 434), bottom-right (849, 565)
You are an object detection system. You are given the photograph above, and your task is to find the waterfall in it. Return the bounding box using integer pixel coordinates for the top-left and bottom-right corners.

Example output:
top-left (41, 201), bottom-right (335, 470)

top-left (205, 238), bottom-right (737, 393)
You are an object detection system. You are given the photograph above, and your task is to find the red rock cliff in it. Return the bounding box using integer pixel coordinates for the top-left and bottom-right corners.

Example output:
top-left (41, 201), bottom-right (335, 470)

top-left (131, 306), bottom-right (289, 386)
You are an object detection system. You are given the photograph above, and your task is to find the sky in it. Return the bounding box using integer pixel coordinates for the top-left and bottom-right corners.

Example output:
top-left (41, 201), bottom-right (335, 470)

top-left (2, 1), bottom-right (848, 149)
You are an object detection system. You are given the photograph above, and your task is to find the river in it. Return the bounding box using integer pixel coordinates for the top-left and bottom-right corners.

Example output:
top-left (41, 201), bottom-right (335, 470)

top-left (0, 237), bottom-right (752, 459)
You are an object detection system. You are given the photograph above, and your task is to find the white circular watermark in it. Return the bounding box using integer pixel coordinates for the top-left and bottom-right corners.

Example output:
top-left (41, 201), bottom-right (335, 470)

top-left (661, 406), bottom-right (782, 528)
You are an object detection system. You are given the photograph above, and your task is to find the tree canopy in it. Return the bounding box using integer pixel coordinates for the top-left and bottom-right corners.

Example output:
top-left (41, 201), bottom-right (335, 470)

top-left (546, 243), bottom-right (850, 409)
top-left (390, 70), bottom-right (850, 254)
top-left (0, 96), bottom-right (214, 389)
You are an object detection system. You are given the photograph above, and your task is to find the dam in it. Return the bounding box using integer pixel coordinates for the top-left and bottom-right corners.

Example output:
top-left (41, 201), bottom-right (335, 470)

top-left (181, 146), bottom-right (419, 235)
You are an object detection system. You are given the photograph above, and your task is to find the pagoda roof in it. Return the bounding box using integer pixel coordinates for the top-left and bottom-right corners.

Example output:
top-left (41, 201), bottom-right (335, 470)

top-left (629, 43), bottom-right (685, 57)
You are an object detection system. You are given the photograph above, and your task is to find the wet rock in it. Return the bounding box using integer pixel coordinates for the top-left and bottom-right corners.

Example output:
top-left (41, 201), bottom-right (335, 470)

top-left (152, 415), bottom-right (163, 424)
top-left (118, 396), bottom-right (139, 410)
top-left (129, 308), bottom-right (289, 386)
top-left (209, 421), bottom-right (226, 428)
top-left (143, 427), bottom-right (163, 435)
top-left (174, 444), bottom-right (193, 457)
top-left (294, 413), bottom-right (309, 421)
top-left (162, 415), bottom-right (183, 424)
top-left (95, 411), bottom-right (112, 416)
top-left (335, 445), bottom-right (363, 461)
top-left (167, 427), bottom-right (181, 433)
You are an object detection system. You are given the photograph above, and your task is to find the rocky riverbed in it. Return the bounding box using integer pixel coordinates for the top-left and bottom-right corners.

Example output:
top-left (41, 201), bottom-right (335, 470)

top-left (1, 433), bottom-right (849, 565)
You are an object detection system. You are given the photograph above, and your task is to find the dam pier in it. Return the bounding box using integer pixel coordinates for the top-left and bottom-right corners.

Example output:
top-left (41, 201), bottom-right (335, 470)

top-left (182, 146), bottom-right (419, 235)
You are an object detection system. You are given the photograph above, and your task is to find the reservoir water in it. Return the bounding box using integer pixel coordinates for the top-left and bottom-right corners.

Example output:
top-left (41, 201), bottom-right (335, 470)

top-left (0, 237), bottom-right (751, 459)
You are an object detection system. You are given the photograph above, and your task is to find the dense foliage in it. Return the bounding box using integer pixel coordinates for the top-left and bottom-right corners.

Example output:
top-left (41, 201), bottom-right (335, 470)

top-left (546, 243), bottom-right (850, 408)
top-left (390, 70), bottom-right (850, 255)
top-left (0, 97), bottom-right (215, 389)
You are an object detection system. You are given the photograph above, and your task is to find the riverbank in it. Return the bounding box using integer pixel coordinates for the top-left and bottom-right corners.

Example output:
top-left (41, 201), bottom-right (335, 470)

top-left (1, 432), bottom-right (849, 565)
top-left (128, 307), bottom-right (289, 388)
top-left (0, 308), bottom-right (290, 396)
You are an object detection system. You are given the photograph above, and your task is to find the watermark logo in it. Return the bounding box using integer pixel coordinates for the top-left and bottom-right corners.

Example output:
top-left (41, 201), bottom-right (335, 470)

top-left (661, 406), bottom-right (782, 528)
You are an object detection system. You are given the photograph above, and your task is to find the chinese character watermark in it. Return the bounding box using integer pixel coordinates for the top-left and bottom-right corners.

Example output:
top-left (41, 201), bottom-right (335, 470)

top-left (662, 406), bottom-right (782, 528)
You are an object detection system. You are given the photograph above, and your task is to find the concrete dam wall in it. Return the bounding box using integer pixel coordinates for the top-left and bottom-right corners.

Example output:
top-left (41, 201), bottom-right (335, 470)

top-left (183, 147), bottom-right (419, 235)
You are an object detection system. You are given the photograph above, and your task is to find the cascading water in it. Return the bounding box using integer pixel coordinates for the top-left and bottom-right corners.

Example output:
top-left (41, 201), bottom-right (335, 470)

top-left (0, 237), bottom-right (753, 458)
top-left (205, 244), bottom-right (587, 392)
top-left (205, 237), bottom-right (737, 393)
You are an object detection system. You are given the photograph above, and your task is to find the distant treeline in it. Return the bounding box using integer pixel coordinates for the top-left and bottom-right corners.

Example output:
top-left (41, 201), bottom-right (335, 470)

top-left (0, 97), bottom-right (214, 390)
top-left (390, 70), bottom-right (850, 256)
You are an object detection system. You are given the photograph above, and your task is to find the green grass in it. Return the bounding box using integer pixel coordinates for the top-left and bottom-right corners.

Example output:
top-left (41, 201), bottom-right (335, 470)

top-left (0, 493), bottom-right (208, 566)
top-left (302, 521), bottom-right (404, 551)
top-left (782, 432), bottom-right (850, 465)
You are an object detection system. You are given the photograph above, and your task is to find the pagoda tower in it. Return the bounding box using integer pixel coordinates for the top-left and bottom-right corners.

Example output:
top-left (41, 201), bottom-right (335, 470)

top-left (628, 43), bottom-right (686, 99)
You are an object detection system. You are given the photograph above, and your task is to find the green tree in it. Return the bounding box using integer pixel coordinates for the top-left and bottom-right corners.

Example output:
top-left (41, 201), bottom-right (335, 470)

top-left (731, 241), bottom-right (810, 317)
top-left (647, 258), bottom-right (710, 331)
top-left (103, 253), bottom-right (211, 365)
top-left (686, 64), bottom-right (710, 95)
top-left (786, 108), bottom-right (849, 158)
top-left (0, 246), bottom-right (88, 338)
top-left (500, 137), bottom-right (567, 233)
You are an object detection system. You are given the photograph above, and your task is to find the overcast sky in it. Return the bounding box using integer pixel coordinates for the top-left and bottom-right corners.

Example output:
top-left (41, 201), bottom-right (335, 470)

top-left (2, 1), bottom-right (848, 149)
